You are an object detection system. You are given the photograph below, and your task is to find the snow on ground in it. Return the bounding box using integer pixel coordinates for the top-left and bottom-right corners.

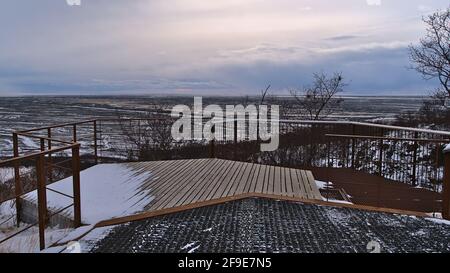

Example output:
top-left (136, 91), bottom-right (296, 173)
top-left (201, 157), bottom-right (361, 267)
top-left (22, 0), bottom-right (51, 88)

top-left (0, 200), bottom-right (16, 228)
top-left (0, 167), bottom-right (33, 184)
top-left (426, 217), bottom-right (450, 226)
top-left (55, 224), bottom-right (96, 245)
top-left (445, 144), bottom-right (450, 153)
top-left (24, 163), bottom-right (154, 224)
top-left (315, 180), bottom-right (331, 190)
top-left (0, 225), bottom-right (73, 253)
top-left (315, 180), bottom-right (354, 205)
top-left (69, 226), bottom-right (115, 253)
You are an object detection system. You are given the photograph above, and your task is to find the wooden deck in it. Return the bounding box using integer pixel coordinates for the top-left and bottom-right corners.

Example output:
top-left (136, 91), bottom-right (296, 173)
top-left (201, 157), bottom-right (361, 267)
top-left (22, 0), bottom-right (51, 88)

top-left (129, 158), bottom-right (322, 211)
top-left (26, 158), bottom-right (322, 225)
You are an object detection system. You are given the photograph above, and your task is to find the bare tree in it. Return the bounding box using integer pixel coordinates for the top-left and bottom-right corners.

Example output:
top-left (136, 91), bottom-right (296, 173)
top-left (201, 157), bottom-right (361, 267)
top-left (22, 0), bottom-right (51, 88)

top-left (260, 84), bottom-right (271, 105)
top-left (290, 72), bottom-right (345, 120)
top-left (409, 8), bottom-right (450, 97)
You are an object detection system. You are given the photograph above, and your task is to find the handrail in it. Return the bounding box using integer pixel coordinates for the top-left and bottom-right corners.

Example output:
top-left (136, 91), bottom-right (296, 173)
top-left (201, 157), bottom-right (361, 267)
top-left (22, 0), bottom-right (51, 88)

top-left (279, 119), bottom-right (450, 136)
top-left (219, 118), bottom-right (450, 136)
top-left (15, 132), bottom-right (74, 145)
top-left (17, 119), bottom-right (98, 133)
top-left (326, 134), bottom-right (450, 143)
top-left (0, 144), bottom-right (79, 166)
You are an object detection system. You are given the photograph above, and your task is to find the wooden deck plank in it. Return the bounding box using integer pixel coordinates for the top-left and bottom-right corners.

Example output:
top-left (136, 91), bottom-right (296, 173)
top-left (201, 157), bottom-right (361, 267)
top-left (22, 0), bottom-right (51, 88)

top-left (210, 160), bottom-right (240, 200)
top-left (148, 159), bottom-right (209, 210)
top-left (254, 164), bottom-right (264, 193)
top-left (159, 159), bottom-right (219, 209)
top-left (261, 164), bottom-right (270, 194)
top-left (178, 159), bottom-right (225, 206)
top-left (273, 166), bottom-right (282, 196)
top-left (235, 162), bottom-right (254, 195)
top-left (154, 159), bottom-right (214, 210)
top-left (299, 170), bottom-right (314, 199)
top-left (246, 163), bottom-right (260, 193)
top-left (133, 160), bottom-right (193, 206)
top-left (203, 160), bottom-right (235, 201)
top-left (305, 170), bottom-right (322, 200)
top-left (293, 169), bottom-right (307, 198)
top-left (222, 160), bottom-right (247, 197)
top-left (141, 159), bottom-right (196, 194)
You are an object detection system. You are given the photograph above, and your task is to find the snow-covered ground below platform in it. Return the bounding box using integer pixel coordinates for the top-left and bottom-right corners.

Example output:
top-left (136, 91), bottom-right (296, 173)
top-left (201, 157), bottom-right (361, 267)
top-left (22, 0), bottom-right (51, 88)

top-left (0, 225), bottom-right (73, 253)
top-left (23, 163), bottom-right (155, 225)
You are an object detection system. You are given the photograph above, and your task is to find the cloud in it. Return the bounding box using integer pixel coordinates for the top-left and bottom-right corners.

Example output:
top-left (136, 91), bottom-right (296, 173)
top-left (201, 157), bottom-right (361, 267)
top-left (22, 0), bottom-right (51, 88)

top-left (325, 35), bottom-right (362, 41)
top-left (1, 0), bottom-right (449, 95)
top-left (366, 0), bottom-right (382, 6)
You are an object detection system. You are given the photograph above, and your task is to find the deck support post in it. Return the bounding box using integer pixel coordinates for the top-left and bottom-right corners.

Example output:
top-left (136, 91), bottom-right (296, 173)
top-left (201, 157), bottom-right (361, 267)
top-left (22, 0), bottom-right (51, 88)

top-left (443, 146), bottom-right (450, 220)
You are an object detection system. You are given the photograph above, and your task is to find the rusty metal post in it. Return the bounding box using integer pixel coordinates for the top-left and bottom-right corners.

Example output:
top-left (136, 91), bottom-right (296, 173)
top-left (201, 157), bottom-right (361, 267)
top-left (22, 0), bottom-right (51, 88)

top-left (47, 128), bottom-right (53, 182)
top-left (233, 118), bottom-right (238, 160)
top-left (378, 130), bottom-right (384, 177)
top-left (351, 124), bottom-right (356, 168)
top-left (72, 145), bottom-right (82, 227)
top-left (209, 124), bottom-right (215, 158)
top-left (12, 133), bottom-right (22, 226)
top-left (73, 124), bottom-right (77, 142)
top-left (36, 154), bottom-right (47, 250)
top-left (411, 132), bottom-right (418, 187)
top-left (93, 120), bottom-right (98, 164)
top-left (443, 146), bottom-right (450, 220)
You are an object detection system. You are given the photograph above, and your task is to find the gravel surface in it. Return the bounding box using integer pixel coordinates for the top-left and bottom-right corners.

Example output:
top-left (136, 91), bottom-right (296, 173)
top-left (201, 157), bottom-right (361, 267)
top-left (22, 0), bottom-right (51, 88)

top-left (88, 198), bottom-right (450, 253)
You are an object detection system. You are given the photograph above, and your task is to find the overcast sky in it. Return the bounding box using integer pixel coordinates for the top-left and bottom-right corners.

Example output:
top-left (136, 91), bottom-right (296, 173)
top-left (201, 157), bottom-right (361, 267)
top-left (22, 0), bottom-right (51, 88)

top-left (0, 0), bottom-right (449, 96)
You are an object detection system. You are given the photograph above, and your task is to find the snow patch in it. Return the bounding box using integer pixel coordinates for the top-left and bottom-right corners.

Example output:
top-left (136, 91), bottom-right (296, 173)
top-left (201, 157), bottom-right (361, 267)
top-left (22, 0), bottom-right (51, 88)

top-left (445, 144), bottom-right (450, 153)
top-left (56, 225), bottom-right (95, 245)
top-left (315, 180), bottom-right (332, 190)
top-left (0, 226), bottom-right (72, 253)
top-left (24, 163), bottom-right (154, 224)
top-left (426, 217), bottom-right (450, 226)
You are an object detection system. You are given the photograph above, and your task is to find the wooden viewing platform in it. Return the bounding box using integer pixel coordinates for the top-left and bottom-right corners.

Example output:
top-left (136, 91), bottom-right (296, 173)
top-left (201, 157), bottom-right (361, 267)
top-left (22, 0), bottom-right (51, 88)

top-left (133, 158), bottom-right (322, 211)
top-left (24, 158), bottom-right (322, 226)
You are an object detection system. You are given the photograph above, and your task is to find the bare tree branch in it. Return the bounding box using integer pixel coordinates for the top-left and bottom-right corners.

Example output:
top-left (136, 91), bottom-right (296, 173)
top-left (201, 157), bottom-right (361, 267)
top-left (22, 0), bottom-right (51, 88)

top-left (409, 8), bottom-right (450, 95)
top-left (290, 72), bottom-right (345, 120)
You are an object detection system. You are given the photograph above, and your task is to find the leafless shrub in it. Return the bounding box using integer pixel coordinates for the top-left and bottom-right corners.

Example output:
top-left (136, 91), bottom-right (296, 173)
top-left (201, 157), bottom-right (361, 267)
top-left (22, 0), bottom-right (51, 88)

top-left (409, 8), bottom-right (450, 96)
top-left (290, 72), bottom-right (345, 120)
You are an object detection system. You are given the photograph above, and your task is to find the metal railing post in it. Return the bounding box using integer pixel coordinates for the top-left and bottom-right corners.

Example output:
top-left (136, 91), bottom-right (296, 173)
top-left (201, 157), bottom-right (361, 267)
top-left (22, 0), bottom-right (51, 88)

top-left (93, 120), bottom-right (98, 164)
top-left (351, 124), bottom-right (356, 168)
top-left (12, 133), bottom-right (22, 226)
top-left (210, 124), bottom-right (215, 158)
top-left (378, 138), bottom-right (383, 176)
top-left (234, 118), bottom-right (238, 160)
top-left (47, 128), bottom-right (53, 182)
top-left (443, 146), bottom-right (450, 220)
top-left (73, 124), bottom-right (77, 142)
top-left (72, 145), bottom-right (82, 227)
top-left (412, 132), bottom-right (418, 187)
top-left (36, 154), bottom-right (47, 250)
